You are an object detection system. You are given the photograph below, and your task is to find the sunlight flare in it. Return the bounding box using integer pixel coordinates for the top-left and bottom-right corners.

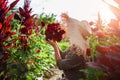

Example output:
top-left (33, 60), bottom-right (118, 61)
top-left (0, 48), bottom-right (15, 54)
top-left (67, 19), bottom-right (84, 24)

top-left (99, 4), bottom-right (116, 23)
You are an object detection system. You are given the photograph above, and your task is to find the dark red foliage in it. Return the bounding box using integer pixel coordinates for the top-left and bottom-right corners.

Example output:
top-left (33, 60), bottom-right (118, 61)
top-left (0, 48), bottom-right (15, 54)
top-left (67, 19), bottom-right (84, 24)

top-left (40, 21), bottom-right (45, 27)
top-left (109, 45), bottom-right (120, 53)
top-left (0, 0), bottom-right (19, 23)
top-left (0, 0), bottom-right (19, 45)
top-left (96, 45), bottom-right (110, 54)
top-left (14, 13), bottom-right (21, 21)
top-left (19, 27), bottom-right (32, 35)
top-left (45, 23), bottom-right (65, 42)
top-left (87, 45), bottom-right (120, 80)
top-left (0, 32), bottom-right (16, 42)
top-left (19, 36), bottom-right (28, 44)
top-left (13, 0), bottom-right (39, 50)
top-left (19, 36), bottom-right (30, 50)
top-left (20, 28), bottom-right (27, 34)
top-left (5, 38), bottom-right (18, 49)
top-left (14, 0), bottom-right (38, 35)
top-left (96, 45), bottom-right (120, 54)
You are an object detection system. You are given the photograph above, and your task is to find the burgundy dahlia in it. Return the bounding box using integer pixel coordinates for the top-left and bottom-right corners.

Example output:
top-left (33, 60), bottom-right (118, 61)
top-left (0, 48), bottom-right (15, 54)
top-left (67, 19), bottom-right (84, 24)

top-left (45, 23), bottom-right (65, 42)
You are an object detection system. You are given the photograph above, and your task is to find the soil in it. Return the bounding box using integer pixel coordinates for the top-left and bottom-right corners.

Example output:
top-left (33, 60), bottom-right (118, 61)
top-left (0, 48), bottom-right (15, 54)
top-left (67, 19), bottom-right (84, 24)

top-left (44, 68), bottom-right (63, 80)
top-left (49, 68), bottom-right (63, 80)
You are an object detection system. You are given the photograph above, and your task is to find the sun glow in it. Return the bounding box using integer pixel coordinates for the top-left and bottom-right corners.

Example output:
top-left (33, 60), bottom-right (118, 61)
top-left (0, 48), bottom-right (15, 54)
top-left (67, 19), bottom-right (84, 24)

top-left (9, 0), bottom-right (118, 23)
top-left (99, 1), bottom-right (117, 23)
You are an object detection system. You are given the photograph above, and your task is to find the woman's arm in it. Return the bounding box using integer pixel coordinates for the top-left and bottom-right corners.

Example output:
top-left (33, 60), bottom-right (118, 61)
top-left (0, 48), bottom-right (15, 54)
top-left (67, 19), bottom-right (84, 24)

top-left (47, 40), bottom-right (62, 61)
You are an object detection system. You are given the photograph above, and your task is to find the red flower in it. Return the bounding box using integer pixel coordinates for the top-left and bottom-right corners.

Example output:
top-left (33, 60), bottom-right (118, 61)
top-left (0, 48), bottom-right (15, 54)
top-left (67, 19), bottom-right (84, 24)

top-left (45, 23), bottom-right (65, 42)
top-left (86, 48), bottom-right (91, 56)
top-left (36, 49), bottom-right (41, 53)
top-left (0, 23), bottom-right (2, 29)
top-left (40, 21), bottom-right (45, 27)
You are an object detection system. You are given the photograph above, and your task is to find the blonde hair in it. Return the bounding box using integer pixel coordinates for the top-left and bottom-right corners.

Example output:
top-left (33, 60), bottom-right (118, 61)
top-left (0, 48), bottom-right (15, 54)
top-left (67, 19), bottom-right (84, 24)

top-left (67, 44), bottom-right (84, 55)
top-left (66, 44), bottom-right (87, 59)
top-left (60, 13), bottom-right (69, 19)
top-left (60, 13), bottom-right (69, 24)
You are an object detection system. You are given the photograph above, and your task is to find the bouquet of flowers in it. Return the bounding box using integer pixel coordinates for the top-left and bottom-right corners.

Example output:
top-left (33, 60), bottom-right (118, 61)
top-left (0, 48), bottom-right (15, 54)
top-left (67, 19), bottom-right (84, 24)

top-left (45, 23), bottom-right (65, 42)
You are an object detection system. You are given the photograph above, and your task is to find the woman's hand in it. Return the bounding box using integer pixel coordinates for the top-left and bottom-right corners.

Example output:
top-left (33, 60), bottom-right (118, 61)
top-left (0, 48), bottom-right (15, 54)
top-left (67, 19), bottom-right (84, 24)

top-left (47, 40), bottom-right (57, 47)
top-left (47, 39), bottom-right (62, 60)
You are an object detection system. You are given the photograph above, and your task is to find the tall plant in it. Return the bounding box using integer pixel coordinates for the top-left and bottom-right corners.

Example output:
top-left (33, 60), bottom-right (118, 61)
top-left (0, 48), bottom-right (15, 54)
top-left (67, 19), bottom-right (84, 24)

top-left (0, 0), bottom-right (57, 79)
top-left (85, 0), bottom-right (120, 80)
top-left (0, 0), bottom-right (19, 79)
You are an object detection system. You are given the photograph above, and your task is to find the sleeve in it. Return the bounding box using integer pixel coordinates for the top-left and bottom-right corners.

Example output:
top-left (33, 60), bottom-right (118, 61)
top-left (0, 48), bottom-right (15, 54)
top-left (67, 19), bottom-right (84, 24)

top-left (60, 51), bottom-right (67, 59)
top-left (57, 54), bottom-right (84, 70)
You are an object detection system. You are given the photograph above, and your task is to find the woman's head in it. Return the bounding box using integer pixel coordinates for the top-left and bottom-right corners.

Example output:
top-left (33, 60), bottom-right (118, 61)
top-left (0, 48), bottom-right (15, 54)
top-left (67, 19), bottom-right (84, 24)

top-left (60, 13), bottom-right (69, 27)
top-left (67, 45), bottom-right (85, 55)
top-left (67, 44), bottom-right (89, 60)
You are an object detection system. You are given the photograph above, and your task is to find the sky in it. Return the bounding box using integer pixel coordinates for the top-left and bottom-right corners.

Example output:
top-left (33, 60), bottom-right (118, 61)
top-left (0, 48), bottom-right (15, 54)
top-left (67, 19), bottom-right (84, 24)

top-left (8, 0), bottom-right (117, 22)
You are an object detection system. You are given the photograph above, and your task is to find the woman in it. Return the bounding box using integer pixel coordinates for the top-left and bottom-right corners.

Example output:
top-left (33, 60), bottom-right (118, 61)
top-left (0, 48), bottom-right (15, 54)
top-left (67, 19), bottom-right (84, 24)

top-left (47, 13), bottom-right (92, 80)
top-left (60, 13), bottom-right (92, 58)
top-left (47, 40), bottom-right (86, 80)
